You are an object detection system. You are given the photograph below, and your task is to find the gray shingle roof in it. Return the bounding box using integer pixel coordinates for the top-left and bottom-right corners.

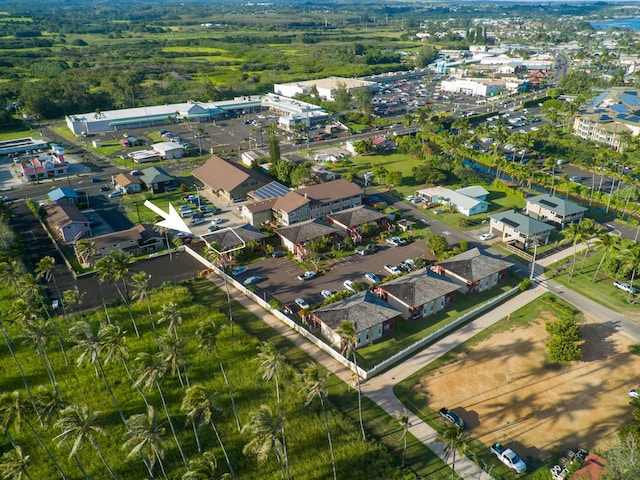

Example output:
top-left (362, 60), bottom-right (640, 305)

top-left (276, 219), bottom-right (338, 244)
top-left (327, 206), bottom-right (387, 228)
top-left (437, 248), bottom-right (513, 282)
top-left (489, 210), bottom-right (554, 235)
top-left (379, 268), bottom-right (460, 307)
top-left (204, 224), bottom-right (266, 250)
top-left (312, 291), bottom-right (400, 331)
top-left (526, 194), bottom-right (587, 216)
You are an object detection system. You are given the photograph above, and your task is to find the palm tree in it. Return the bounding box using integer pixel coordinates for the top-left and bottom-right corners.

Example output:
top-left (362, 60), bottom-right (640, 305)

top-left (54, 404), bottom-right (120, 479)
top-left (242, 405), bottom-right (286, 480)
top-left (182, 451), bottom-right (219, 480)
top-left (578, 219), bottom-right (601, 273)
top-left (97, 322), bottom-right (150, 408)
top-left (196, 316), bottom-right (241, 431)
top-left (133, 352), bottom-right (190, 470)
top-left (0, 391), bottom-right (69, 480)
top-left (130, 271), bottom-right (159, 341)
top-left (0, 259), bottom-right (24, 289)
top-left (0, 445), bottom-right (32, 480)
top-left (255, 342), bottom-right (290, 479)
top-left (96, 252), bottom-right (140, 337)
top-left (393, 410), bottom-right (410, 470)
top-left (68, 321), bottom-right (127, 425)
top-left (62, 287), bottom-right (85, 318)
top-left (74, 239), bottom-right (96, 266)
top-left (563, 222), bottom-right (586, 280)
top-left (21, 316), bottom-right (61, 398)
top-left (158, 301), bottom-right (183, 339)
top-left (301, 362), bottom-right (336, 480)
top-left (334, 320), bottom-right (366, 442)
top-left (437, 423), bottom-right (468, 479)
top-left (181, 384), bottom-right (235, 479)
top-left (205, 245), bottom-right (235, 340)
top-left (123, 406), bottom-right (168, 480)
top-left (35, 256), bottom-right (67, 319)
top-left (158, 334), bottom-right (188, 389)
top-left (0, 314), bottom-right (37, 417)
top-left (618, 244), bottom-right (640, 303)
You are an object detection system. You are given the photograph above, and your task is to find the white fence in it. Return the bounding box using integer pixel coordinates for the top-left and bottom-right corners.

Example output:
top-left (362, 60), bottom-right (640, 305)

top-left (183, 246), bottom-right (366, 377)
top-left (184, 246), bottom-right (519, 380)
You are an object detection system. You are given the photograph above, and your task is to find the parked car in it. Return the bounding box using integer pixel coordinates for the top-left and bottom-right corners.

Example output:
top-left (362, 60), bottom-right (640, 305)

top-left (479, 233), bottom-right (495, 241)
top-left (384, 264), bottom-right (402, 275)
top-left (243, 276), bottom-right (262, 286)
top-left (91, 177), bottom-right (103, 183)
top-left (355, 247), bottom-right (368, 256)
top-left (295, 298), bottom-right (310, 309)
top-left (231, 266), bottom-right (247, 276)
top-left (614, 281), bottom-right (637, 294)
top-left (179, 205), bottom-right (193, 212)
top-left (629, 388), bottom-right (639, 399)
top-left (180, 209), bottom-right (194, 218)
top-left (207, 225), bottom-right (219, 232)
top-left (190, 217), bottom-right (206, 226)
top-left (0, 195), bottom-right (9, 202)
top-left (385, 237), bottom-right (400, 247)
top-left (100, 185), bottom-right (110, 191)
top-left (130, 170), bottom-right (141, 176)
top-left (569, 175), bottom-right (582, 182)
top-left (343, 280), bottom-right (356, 293)
top-left (490, 443), bottom-right (526, 474)
top-left (297, 271), bottom-right (316, 281)
top-left (108, 190), bottom-right (123, 198)
top-left (438, 407), bottom-right (466, 430)
top-left (211, 218), bottom-right (224, 225)
top-left (401, 259), bottom-right (415, 271)
top-left (272, 251), bottom-right (285, 258)
top-left (320, 289), bottom-right (334, 299)
top-left (364, 273), bottom-right (381, 284)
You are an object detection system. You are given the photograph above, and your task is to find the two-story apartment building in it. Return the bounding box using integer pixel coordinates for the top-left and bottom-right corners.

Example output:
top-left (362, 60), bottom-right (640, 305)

top-left (193, 155), bottom-right (270, 202)
top-left (45, 202), bottom-right (90, 242)
top-left (525, 194), bottom-right (586, 229)
top-left (489, 209), bottom-right (554, 247)
top-left (76, 224), bottom-right (164, 266)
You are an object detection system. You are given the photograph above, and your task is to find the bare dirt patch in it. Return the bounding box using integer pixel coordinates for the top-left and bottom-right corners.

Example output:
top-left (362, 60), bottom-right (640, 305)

top-left (415, 315), bottom-right (640, 462)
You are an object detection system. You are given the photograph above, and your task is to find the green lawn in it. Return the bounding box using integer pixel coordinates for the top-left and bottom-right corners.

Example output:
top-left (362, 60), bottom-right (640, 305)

top-left (0, 128), bottom-right (43, 141)
top-left (394, 293), bottom-right (580, 480)
top-left (546, 246), bottom-right (639, 315)
top-left (354, 273), bottom-right (521, 370)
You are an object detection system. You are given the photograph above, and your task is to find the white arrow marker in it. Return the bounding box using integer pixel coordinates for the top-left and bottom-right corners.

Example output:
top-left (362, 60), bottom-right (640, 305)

top-left (144, 200), bottom-right (191, 234)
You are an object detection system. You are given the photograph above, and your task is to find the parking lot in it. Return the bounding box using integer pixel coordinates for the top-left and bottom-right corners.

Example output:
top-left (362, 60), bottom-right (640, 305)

top-left (231, 239), bottom-right (429, 313)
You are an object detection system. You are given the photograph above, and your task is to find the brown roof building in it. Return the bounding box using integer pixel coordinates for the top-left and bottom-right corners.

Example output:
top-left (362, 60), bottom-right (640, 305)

top-left (77, 224), bottom-right (164, 265)
top-left (45, 201), bottom-right (90, 242)
top-left (193, 155), bottom-right (269, 202)
top-left (113, 173), bottom-right (143, 194)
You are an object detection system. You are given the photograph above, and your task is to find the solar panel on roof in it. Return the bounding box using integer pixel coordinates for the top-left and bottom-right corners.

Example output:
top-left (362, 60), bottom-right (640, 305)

top-left (501, 217), bottom-right (520, 228)
top-left (251, 181), bottom-right (290, 200)
top-left (611, 104), bottom-right (628, 113)
top-left (627, 115), bottom-right (640, 123)
top-left (539, 198), bottom-right (558, 208)
top-left (621, 92), bottom-right (640, 107)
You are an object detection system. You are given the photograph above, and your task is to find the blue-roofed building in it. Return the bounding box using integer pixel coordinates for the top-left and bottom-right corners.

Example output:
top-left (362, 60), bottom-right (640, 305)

top-left (574, 89), bottom-right (640, 151)
top-left (48, 187), bottom-right (79, 204)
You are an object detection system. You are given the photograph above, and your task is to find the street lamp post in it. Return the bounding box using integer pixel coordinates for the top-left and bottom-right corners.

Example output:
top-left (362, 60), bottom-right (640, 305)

top-left (529, 239), bottom-right (538, 281)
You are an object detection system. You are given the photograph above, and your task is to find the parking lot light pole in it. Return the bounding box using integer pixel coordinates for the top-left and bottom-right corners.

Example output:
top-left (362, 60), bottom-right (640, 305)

top-left (529, 239), bottom-right (538, 281)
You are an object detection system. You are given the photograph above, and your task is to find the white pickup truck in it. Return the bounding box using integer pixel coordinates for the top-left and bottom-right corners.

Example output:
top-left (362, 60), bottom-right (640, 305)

top-left (490, 442), bottom-right (527, 473)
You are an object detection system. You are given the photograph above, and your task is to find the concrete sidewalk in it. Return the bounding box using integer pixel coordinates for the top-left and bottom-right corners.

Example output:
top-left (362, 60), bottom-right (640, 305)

top-left (206, 271), bottom-right (547, 479)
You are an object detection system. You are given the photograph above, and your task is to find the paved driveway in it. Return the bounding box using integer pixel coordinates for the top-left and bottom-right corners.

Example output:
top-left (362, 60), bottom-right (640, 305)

top-left (236, 240), bottom-right (428, 312)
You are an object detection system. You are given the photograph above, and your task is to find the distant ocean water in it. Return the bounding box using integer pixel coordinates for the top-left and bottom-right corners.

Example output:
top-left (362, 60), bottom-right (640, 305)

top-left (590, 18), bottom-right (640, 30)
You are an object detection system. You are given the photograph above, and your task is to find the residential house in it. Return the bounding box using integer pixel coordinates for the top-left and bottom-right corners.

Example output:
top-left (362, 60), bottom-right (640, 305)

top-left (431, 248), bottom-right (512, 294)
top-left (372, 136), bottom-right (396, 153)
top-left (275, 218), bottom-right (339, 258)
top-left (374, 269), bottom-right (460, 320)
top-left (21, 154), bottom-right (69, 181)
top-left (203, 224), bottom-right (266, 258)
top-left (489, 209), bottom-right (554, 247)
top-left (308, 291), bottom-right (400, 349)
top-left (77, 224), bottom-right (163, 265)
top-left (45, 201), bottom-right (90, 242)
top-left (416, 186), bottom-right (489, 216)
top-left (326, 206), bottom-right (389, 243)
top-left (193, 155), bottom-right (269, 202)
top-left (113, 173), bottom-right (143, 194)
top-left (48, 187), bottom-right (79, 205)
top-left (273, 179), bottom-right (363, 226)
top-left (139, 167), bottom-right (177, 194)
top-left (525, 194), bottom-right (586, 229)
top-left (241, 150), bottom-right (268, 166)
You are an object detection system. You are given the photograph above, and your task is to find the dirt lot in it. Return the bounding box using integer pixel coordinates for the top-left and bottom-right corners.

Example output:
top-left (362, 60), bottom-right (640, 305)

top-left (415, 314), bottom-right (640, 463)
